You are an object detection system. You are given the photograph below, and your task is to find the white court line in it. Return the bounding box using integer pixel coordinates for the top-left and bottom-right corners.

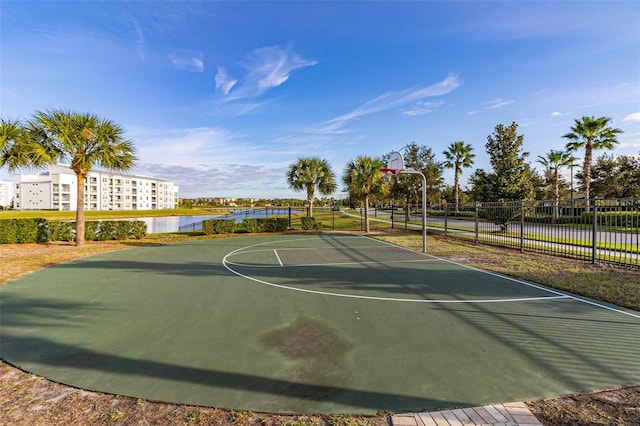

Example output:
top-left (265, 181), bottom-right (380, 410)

top-left (222, 237), bottom-right (572, 304)
top-left (366, 235), bottom-right (640, 319)
top-left (270, 245), bottom-right (401, 252)
top-left (225, 258), bottom-right (437, 268)
top-left (273, 249), bottom-right (283, 266)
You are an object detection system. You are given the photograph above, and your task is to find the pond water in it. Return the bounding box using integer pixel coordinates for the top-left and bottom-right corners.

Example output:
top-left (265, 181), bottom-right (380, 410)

top-left (138, 208), bottom-right (297, 234)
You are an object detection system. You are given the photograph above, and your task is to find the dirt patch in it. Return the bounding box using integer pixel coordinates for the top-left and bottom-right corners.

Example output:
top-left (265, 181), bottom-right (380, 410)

top-left (262, 317), bottom-right (350, 360)
top-left (261, 318), bottom-right (351, 400)
top-left (527, 385), bottom-right (640, 425)
top-left (0, 360), bottom-right (385, 426)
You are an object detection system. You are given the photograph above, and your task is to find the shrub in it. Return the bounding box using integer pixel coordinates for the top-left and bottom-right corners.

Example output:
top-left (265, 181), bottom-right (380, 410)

top-left (83, 220), bottom-right (147, 241)
top-left (16, 219), bottom-right (41, 243)
top-left (237, 218), bottom-right (288, 233)
top-left (0, 219), bottom-right (47, 243)
top-left (0, 219), bottom-right (19, 243)
top-left (84, 221), bottom-right (99, 241)
top-left (202, 219), bottom-right (235, 235)
top-left (263, 217), bottom-right (288, 232)
top-left (583, 211), bottom-right (640, 228)
top-left (202, 219), bottom-right (214, 235)
top-left (0, 219), bottom-right (147, 244)
top-left (301, 217), bottom-right (321, 230)
top-left (242, 218), bottom-right (264, 233)
top-left (483, 203), bottom-right (521, 232)
top-left (95, 221), bottom-right (117, 240)
top-left (48, 221), bottom-right (76, 242)
top-left (128, 221), bottom-right (147, 239)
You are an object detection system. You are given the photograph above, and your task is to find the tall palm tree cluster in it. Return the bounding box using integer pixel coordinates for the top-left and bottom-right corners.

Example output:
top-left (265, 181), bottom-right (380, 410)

top-left (289, 115), bottom-right (623, 233)
top-left (563, 116), bottom-right (623, 208)
top-left (1, 110), bottom-right (137, 245)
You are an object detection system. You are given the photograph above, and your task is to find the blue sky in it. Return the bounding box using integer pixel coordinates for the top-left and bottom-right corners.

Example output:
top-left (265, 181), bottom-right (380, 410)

top-left (1, 1), bottom-right (639, 199)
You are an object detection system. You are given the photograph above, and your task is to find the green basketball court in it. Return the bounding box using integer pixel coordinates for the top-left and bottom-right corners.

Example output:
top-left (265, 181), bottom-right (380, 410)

top-left (1, 234), bottom-right (638, 414)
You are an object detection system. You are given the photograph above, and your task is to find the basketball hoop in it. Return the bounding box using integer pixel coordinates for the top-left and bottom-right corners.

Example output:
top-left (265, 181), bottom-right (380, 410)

top-left (380, 168), bottom-right (399, 175)
top-left (387, 151), bottom-right (405, 172)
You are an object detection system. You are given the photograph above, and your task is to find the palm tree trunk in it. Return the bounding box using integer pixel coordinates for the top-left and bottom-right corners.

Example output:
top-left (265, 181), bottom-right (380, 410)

top-left (307, 188), bottom-right (314, 217)
top-left (75, 173), bottom-right (86, 246)
top-left (553, 169), bottom-right (560, 222)
top-left (584, 146), bottom-right (592, 211)
top-left (454, 166), bottom-right (460, 214)
top-left (364, 195), bottom-right (370, 233)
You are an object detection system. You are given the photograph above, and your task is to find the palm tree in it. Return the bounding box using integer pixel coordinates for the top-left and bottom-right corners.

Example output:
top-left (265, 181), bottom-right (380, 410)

top-left (342, 155), bottom-right (388, 233)
top-left (18, 110), bottom-right (137, 245)
top-left (286, 157), bottom-right (337, 217)
top-left (536, 150), bottom-right (574, 222)
top-left (563, 116), bottom-right (623, 209)
top-left (0, 119), bottom-right (29, 170)
top-left (442, 141), bottom-right (475, 214)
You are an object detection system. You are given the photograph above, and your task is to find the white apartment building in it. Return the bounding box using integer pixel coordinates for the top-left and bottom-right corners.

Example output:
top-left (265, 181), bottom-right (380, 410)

top-left (13, 165), bottom-right (179, 211)
top-left (0, 181), bottom-right (14, 208)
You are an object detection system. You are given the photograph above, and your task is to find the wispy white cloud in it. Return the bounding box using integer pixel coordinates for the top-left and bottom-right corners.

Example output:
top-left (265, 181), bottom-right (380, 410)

top-left (218, 44), bottom-right (317, 102)
top-left (247, 45), bottom-right (317, 93)
top-left (485, 98), bottom-right (514, 109)
top-left (215, 67), bottom-right (237, 95)
top-left (623, 112), bottom-right (640, 122)
top-left (551, 111), bottom-right (565, 117)
top-left (401, 100), bottom-right (445, 117)
top-left (311, 74), bottom-right (461, 135)
top-left (518, 118), bottom-right (537, 127)
top-left (125, 14), bottom-right (147, 61)
top-left (168, 49), bottom-right (204, 72)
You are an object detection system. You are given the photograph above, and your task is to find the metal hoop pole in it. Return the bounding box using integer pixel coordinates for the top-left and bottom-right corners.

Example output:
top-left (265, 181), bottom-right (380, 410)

top-left (399, 169), bottom-right (426, 253)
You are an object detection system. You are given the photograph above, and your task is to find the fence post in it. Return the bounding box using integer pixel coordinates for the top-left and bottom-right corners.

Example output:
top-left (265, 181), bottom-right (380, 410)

top-left (391, 201), bottom-right (394, 229)
top-left (475, 202), bottom-right (479, 244)
top-left (520, 201), bottom-right (525, 252)
top-left (592, 196), bottom-right (598, 264)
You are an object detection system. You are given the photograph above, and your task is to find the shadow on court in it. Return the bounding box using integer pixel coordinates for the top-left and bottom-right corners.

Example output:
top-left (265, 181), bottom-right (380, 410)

top-left (1, 332), bottom-right (463, 412)
top-left (54, 259), bottom-right (229, 277)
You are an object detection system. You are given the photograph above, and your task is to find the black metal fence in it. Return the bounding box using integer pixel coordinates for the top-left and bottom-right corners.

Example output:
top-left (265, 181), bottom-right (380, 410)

top-left (344, 198), bottom-right (640, 268)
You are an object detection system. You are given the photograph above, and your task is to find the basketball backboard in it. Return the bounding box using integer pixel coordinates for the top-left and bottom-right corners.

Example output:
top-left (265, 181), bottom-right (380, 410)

top-left (387, 151), bottom-right (405, 173)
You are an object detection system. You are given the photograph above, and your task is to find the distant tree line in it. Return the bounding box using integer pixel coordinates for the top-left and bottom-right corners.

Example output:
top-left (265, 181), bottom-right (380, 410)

top-left (285, 115), bottom-right (633, 232)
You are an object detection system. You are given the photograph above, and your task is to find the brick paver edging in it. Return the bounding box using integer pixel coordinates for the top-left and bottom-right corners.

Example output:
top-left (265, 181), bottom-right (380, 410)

top-left (391, 402), bottom-right (542, 426)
